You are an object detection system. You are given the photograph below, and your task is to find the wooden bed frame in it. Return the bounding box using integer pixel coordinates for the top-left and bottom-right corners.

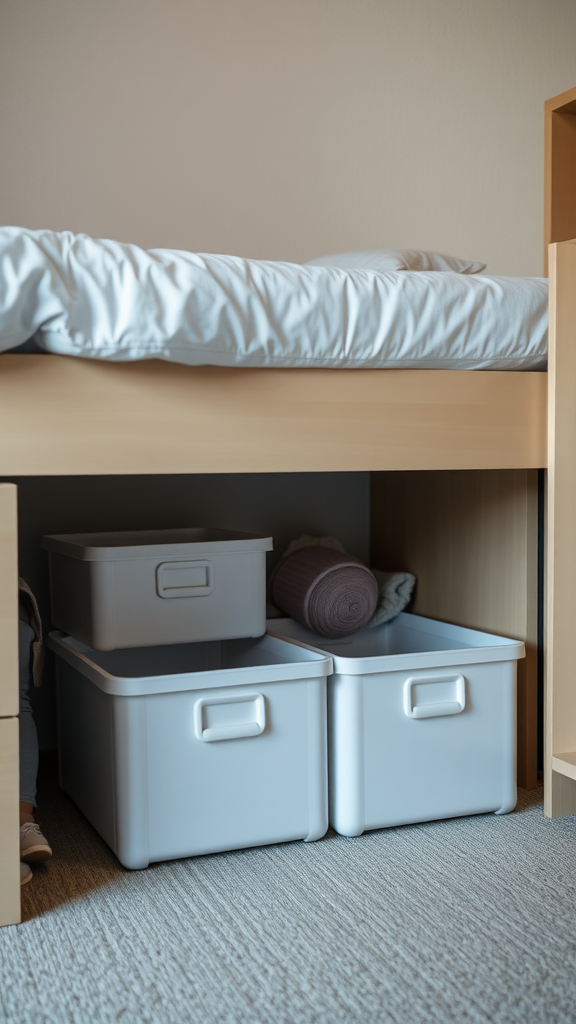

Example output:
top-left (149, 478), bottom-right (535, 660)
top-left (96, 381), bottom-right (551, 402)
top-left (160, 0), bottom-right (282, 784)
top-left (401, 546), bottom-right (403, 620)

top-left (1, 85), bottom-right (575, 927)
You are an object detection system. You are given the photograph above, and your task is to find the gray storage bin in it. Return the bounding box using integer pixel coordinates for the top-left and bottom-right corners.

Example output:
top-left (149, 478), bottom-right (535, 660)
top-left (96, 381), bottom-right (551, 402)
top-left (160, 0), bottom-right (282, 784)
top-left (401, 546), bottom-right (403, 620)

top-left (48, 631), bottom-right (331, 868)
top-left (268, 614), bottom-right (523, 836)
top-left (42, 528), bottom-right (273, 650)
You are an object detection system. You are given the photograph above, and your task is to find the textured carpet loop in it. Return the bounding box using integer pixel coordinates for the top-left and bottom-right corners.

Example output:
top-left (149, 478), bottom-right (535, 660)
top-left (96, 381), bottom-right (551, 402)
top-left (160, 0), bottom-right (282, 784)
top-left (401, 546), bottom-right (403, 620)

top-left (3, 767), bottom-right (576, 1024)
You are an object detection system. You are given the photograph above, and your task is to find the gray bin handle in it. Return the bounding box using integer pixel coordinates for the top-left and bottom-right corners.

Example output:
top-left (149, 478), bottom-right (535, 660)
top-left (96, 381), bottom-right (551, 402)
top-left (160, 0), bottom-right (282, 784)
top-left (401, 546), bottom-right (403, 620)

top-left (156, 560), bottom-right (214, 599)
top-left (194, 692), bottom-right (266, 742)
top-left (403, 674), bottom-right (466, 720)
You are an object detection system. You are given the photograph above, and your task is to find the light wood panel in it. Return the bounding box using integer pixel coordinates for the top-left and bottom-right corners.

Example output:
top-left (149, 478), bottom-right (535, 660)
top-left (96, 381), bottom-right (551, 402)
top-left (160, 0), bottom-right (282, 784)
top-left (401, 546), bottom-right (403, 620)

top-left (0, 484), bottom-right (20, 927)
top-left (547, 769), bottom-right (576, 819)
top-left (371, 469), bottom-right (539, 789)
top-left (0, 718), bottom-right (20, 927)
top-left (544, 85), bottom-right (576, 274)
top-left (552, 753), bottom-right (576, 782)
top-left (0, 357), bottom-right (546, 476)
top-left (545, 238), bottom-right (576, 817)
top-left (550, 756), bottom-right (576, 815)
top-left (0, 484), bottom-right (18, 718)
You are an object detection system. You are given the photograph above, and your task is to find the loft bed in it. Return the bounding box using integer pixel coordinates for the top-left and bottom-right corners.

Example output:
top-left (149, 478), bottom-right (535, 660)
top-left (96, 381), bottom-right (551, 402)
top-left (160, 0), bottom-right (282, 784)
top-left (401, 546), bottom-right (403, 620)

top-left (0, 85), bottom-right (574, 926)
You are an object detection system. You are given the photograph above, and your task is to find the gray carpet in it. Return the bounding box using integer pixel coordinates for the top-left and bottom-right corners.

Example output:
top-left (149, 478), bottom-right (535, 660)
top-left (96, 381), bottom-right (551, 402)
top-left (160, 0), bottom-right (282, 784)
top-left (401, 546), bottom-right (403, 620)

top-left (2, 759), bottom-right (576, 1024)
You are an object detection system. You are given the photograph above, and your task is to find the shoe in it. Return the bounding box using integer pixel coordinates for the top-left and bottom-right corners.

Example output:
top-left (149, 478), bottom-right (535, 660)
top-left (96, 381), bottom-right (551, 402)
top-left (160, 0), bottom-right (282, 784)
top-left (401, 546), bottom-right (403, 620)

top-left (20, 862), bottom-right (32, 886)
top-left (20, 822), bottom-right (53, 863)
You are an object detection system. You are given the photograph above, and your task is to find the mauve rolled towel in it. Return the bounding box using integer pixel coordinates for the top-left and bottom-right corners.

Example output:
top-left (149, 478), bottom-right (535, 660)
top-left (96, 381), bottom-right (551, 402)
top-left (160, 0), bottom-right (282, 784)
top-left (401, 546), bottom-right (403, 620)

top-left (272, 546), bottom-right (378, 638)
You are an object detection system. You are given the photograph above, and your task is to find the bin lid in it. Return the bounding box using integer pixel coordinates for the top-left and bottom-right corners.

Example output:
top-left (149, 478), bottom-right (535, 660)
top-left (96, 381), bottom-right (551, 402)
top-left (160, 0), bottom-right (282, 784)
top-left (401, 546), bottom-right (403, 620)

top-left (42, 528), bottom-right (273, 561)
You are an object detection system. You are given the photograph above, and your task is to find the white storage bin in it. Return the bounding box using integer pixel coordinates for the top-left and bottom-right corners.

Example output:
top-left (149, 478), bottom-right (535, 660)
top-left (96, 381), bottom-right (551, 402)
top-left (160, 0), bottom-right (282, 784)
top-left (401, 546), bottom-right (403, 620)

top-left (48, 631), bottom-right (331, 868)
top-left (267, 613), bottom-right (524, 836)
top-left (42, 528), bottom-right (273, 650)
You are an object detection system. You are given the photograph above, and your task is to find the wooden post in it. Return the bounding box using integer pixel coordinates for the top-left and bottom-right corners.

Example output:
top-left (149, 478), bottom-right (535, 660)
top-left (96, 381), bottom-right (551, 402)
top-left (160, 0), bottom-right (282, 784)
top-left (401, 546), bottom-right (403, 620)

top-left (544, 239), bottom-right (576, 817)
top-left (0, 483), bottom-right (20, 926)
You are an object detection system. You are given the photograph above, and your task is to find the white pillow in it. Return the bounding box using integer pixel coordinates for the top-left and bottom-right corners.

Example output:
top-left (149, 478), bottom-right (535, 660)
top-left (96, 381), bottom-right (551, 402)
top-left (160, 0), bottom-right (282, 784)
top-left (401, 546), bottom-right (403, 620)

top-left (305, 248), bottom-right (486, 274)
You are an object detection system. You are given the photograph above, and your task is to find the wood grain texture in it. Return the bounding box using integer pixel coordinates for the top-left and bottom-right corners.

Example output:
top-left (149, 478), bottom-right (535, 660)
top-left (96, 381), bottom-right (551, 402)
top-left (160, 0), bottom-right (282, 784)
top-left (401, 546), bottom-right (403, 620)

top-left (544, 239), bottom-right (576, 817)
top-left (0, 718), bottom-right (20, 927)
top-left (370, 469), bottom-right (539, 789)
top-left (0, 484), bottom-right (18, 718)
top-left (0, 357), bottom-right (546, 476)
top-left (544, 85), bottom-right (576, 273)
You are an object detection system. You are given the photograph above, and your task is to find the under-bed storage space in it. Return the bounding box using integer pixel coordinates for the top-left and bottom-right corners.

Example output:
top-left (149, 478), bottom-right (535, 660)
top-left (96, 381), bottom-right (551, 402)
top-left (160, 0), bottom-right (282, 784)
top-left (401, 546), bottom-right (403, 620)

top-left (8, 468), bottom-right (539, 793)
top-left (0, 455), bottom-right (542, 922)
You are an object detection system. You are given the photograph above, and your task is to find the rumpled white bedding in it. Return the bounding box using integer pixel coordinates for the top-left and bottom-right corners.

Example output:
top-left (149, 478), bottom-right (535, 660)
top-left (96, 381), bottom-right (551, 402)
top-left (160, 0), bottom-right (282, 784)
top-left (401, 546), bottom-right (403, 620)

top-left (0, 227), bottom-right (548, 370)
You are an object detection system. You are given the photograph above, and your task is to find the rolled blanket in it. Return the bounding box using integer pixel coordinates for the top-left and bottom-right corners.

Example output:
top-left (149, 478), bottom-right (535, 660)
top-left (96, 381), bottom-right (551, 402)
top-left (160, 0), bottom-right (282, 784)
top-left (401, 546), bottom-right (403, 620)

top-left (272, 546), bottom-right (378, 638)
top-left (367, 569), bottom-right (416, 627)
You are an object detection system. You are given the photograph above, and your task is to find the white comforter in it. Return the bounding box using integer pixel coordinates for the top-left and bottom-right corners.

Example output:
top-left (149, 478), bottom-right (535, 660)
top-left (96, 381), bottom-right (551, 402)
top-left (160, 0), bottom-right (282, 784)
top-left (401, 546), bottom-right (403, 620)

top-left (0, 227), bottom-right (548, 370)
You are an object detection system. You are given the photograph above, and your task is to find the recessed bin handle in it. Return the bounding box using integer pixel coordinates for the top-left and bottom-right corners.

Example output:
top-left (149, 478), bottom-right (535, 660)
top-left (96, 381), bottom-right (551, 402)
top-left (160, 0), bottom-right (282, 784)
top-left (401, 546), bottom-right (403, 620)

top-left (404, 674), bottom-right (466, 720)
top-left (156, 560), bottom-right (214, 599)
top-left (194, 692), bottom-right (266, 742)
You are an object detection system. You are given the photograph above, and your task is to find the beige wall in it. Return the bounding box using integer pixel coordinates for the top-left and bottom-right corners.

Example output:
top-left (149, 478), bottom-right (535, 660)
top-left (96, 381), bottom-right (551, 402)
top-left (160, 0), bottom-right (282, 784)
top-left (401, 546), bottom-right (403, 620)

top-left (1, 0), bottom-right (575, 276)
